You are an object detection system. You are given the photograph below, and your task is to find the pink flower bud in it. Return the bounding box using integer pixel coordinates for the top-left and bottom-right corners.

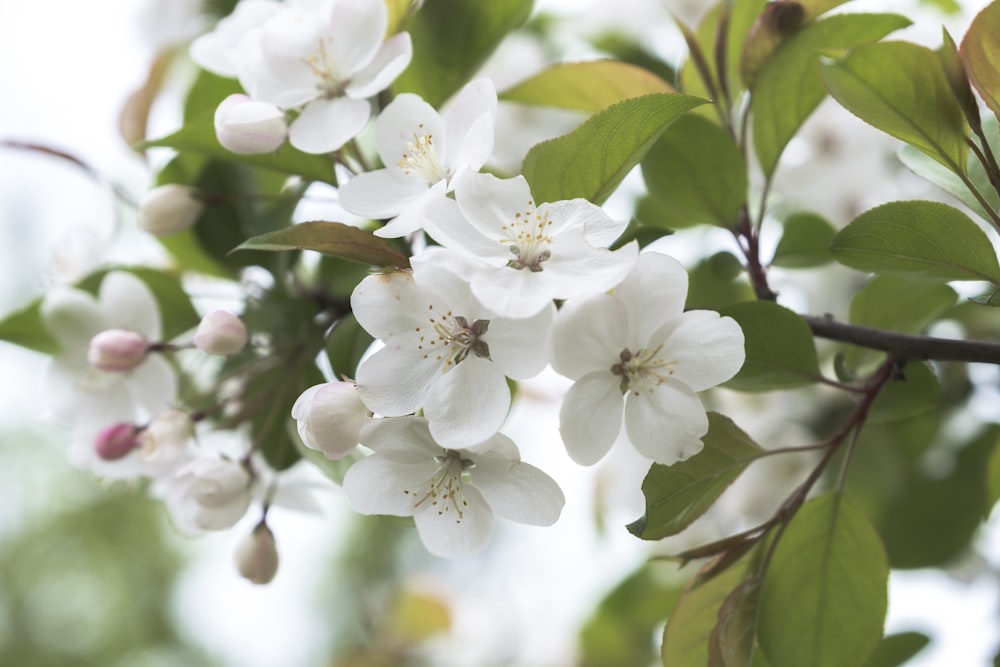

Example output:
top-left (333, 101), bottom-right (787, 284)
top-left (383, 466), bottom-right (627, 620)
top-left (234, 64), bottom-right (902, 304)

top-left (95, 422), bottom-right (141, 460)
top-left (137, 184), bottom-right (203, 236)
top-left (234, 521), bottom-right (279, 585)
top-left (88, 329), bottom-right (149, 372)
top-left (215, 94), bottom-right (288, 155)
top-left (193, 310), bottom-right (248, 355)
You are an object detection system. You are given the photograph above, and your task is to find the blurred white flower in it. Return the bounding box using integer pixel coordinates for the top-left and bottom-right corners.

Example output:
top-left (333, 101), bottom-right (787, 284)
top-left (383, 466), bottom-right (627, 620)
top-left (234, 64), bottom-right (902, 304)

top-left (193, 310), bottom-right (249, 355)
top-left (162, 456), bottom-right (253, 534)
top-left (342, 417), bottom-right (564, 558)
top-left (234, 520), bottom-right (280, 585)
top-left (291, 381), bottom-right (367, 459)
top-left (137, 184), bottom-right (203, 236)
top-left (189, 0), bottom-right (281, 77)
top-left (214, 93), bottom-right (288, 154)
top-left (551, 252), bottom-right (745, 465)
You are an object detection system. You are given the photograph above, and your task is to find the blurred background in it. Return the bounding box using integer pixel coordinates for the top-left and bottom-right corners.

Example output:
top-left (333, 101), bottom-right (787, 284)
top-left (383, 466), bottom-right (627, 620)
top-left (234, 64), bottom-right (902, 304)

top-left (2, 0), bottom-right (1000, 665)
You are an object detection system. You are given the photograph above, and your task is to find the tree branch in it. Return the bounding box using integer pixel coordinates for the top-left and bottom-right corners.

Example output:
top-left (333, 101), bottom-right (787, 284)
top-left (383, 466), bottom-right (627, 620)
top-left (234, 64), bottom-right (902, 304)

top-left (803, 314), bottom-right (1000, 365)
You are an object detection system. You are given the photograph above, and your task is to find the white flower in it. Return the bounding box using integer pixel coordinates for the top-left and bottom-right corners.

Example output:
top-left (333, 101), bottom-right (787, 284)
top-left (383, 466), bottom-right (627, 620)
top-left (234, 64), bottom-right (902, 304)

top-left (291, 381), bottom-right (367, 459)
top-left (235, 0), bottom-right (412, 153)
top-left (351, 258), bottom-right (553, 447)
top-left (41, 271), bottom-right (177, 430)
top-left (137, 409), bottom-right (195, 478)
top-left (162, 456), bottom-right (253, 534)
top-left (193, 310), bottom-right (249, 355)
top-left (420, 172), bottom-right (638, 318)
top-left (342, 417), bottom-right (564, 558)
top-left (137, 184), bottom-right (203, 236)
top-left (189, 0), bottom-right (281, 77)
top-left (338, 79), bottom-right (497, 237)
top-left (214, 94), bottom-right (288, 154)
top-left (551, 252), bottom-right (745, 466)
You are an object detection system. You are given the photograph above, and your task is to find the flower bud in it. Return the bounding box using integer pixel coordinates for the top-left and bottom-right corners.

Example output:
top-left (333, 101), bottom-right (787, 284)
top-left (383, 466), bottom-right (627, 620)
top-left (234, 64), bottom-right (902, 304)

top-left (88, 329), bottom-right (149, 372)
top-left (193, 310), bottom-right (248, 355)
top-left (95, 422), bottom-right (141, 460)
top-left (234, 520), bottom-right (279, 585)
top-left (138, 410), bottom-right (194, 477)
top-left (291, 382), bottom-right (366, 459)
top-left (137, 184), bottom-right (203, 236)
top-left (215, 94), bottom-right (288, 154)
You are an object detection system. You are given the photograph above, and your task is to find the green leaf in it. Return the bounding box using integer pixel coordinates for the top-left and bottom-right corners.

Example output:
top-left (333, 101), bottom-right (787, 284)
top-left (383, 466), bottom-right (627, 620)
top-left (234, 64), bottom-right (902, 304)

top-left (522, 93), bottom-right (707, 204)
top-left (234, 221), bottom-right (411, 268)
top-left (741, 1), bottom-right (807, 90)
top-left (820, 41), bottom-right (969, 173)
top-left (989, 439), bottom-right (1000, 512)
top-left (325, 313), bottom-right (375, 381)
top-left (141, 115), bottom-right (338, 185)
top-left (500, 60), bottom-right (673, 112)
top-left (721, 301), bottom-right (821, 391)
top-left (0, 298), bottom-right (58, 354)
top-left (708, 576), bottom-right (761, 667)
top-left (628, 413), bottom-right (762, 540)
top-left (686, 252), bottom-right (754, 311)
top-left (960, 1), bottom-right (1000, 121)
top-left (770, 212), bottom-right (836, 268)
top-left (868, 362), bottom-right (940, 425)
top-left (829, 200), bottom-right (1000, 282)
top-left (862, 632), bottom-right (931, 667)
top-left (662, 556), bottom-right (751, 667)
top-left (844, 274), bottom-right (957, 371)
top-left (752, 13), bottom-right (911, 176)
top-left (641, 113), bottom-right (747, 229)
top-left (757, 494), bottom-right (889, 667)
top-left (392, 0), bottom-right (533, 107)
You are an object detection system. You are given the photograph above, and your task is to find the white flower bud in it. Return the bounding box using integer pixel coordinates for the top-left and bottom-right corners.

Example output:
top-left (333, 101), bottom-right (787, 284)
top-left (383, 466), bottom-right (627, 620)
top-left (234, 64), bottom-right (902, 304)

top-left (137, 184), bottom-right (204, 236)
top-left (87, 329), bottom-right (149, 372)
top-left (138, 410), bottom-right (194, 478)
top-left (214, 94), bottom-right (288, 155)
top-left (94, 422), bottom-right (141, 460)
top-left (162, 457), bottom-right (253, 534)
top-left (193, 310), bottom-right (248, 355)
top-left (291, 382), bottom-right (366, 459)
top-left (234, 520), bottom-right (279, 585)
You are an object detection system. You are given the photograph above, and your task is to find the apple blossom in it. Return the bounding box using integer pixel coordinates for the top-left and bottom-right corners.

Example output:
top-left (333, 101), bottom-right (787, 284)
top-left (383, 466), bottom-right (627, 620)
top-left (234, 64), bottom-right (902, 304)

top-left (193, 310), bottom-right (249, 355)
top-left (162, 456), bottom-right (253, 534)
top-left (351, 259), bottom-right (553, 447)
top-left (291, 381), bottom-right (367, 459)
top-left (420, 172), bottom-right (639, 318)
top-left (338, 79), bottom-right (497, 237)
top-left (551, 252), bottom-right (745, 466)
top-left (235, 520), bottom-right (280, 585)
top-left (214, 93), bottom-right (288, 154)
top-left (234, 0), bottom-right (412, 153)
top-left (137, 409), bottom-right (195, 478)
top-left (342, 417), bottom-right (564, 558)
top-left (188, 0), bottom-right (280, 77)
top-left (137, 184), bottom-right (203, 236)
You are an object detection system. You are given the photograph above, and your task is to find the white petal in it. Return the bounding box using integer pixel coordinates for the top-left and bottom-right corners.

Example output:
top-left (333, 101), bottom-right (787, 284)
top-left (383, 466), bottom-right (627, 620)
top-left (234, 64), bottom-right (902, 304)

top-left (470, 455), bottom-right (564, 526)
top-left (624, 380), bottom-right (708, 465)
top-left (346, 32), bottom-right (413, 98)
top-left (661, 310), bottom-right (746, 391)
top-left (482, 305), bottom-right (554, 379)
top-left (355, 343), bottom-right (439, 416)
top-left (375, 182), bottom-right (448, 238)
top-left (541, 199), bottom-right (627, 248)
top-left (420, 196), bottom-right (504, 259)
top-left (127, 355), bottom-right (178, 415)
top-left (410, 256), bottom-right (492, 319)
top-left (374, 93), bottom-right (446, 178)
top-left (40, 287), bottom-right (103, 351)
top-left (98, 272), bottom-right (161, 339)
top-left (613, 252), bottom-right (689, 346)
top-left (338, 168), bottom-right (430, 219)
top-left (424, 359), bottom-right (510, 448)
top-left (454, 172), bottom-right (535, 241)
top-left (469, 265), bottom-right (558, 319)
top-left (289, 97), bottom-right (371, 153)
top-left (441, 78), bottom-right (497, 169)
top-left (359, 416), bottom-right (443, 463)
top-left (550, 293), bottom-right (627, 379)
top-left (239, 25), bottom-right (317, 108)
top-left (413, 484), bottom-right (493, 557)
top-left (329, 0), bottom-right (388, 80)
top-left (559, 372), bottom-right (624, 466)
top-left (542, 236), bottom-right (638, 301)
top-left (351, 270), bottom-right (427, 339)
top-left (342, 454), bottom-right (438, 516)
top-left (292, 381), bottom-right (365, 458)
top-left (189, 0), bottom-right (280, 77)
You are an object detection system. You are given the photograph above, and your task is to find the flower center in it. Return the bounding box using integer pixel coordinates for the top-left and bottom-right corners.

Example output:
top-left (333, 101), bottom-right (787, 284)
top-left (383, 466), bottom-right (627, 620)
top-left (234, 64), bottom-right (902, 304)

top-left (397, 125), bottom-right (447, 183)
top-left (416, 306), bottom-right (491, 369)
top-left (403, 449), bottom-right (476, 522)
top-left (500, 201), bottom-right (553, 272)
top-left (303, 38), bottom-right (346, 97)
top-left (610, 346), bottom-right (677, 395)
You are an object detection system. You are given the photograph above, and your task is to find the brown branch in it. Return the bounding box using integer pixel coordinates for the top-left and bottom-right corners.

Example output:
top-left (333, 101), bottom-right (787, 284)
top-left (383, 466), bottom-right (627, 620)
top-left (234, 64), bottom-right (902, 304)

top-left (803, 314), bottom-right (1000, 365)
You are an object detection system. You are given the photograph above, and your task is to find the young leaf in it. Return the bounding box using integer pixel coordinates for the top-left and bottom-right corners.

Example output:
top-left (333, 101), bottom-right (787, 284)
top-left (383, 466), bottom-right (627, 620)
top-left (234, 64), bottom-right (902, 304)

top-left (708, 576), bottom-right (761, 667)
top-left (641, 113), bottom-right (747, 229)
top-left (686, 252), bottom-right (755, 311)
top-left (960, 1), bottom-right (1000, 122)
top-left (741, 0), bottom-right (807, 90)
top-left (757, 493), bottom-right (889, 667)
top-left (233, 221), bottom-right (411, 268)
top-left (829, 200), bottom-right (1000, 283)
top-left (898, 142), bottom-right (1000, 222)
top-left (862, 632), bottom-right (931, 667)
top-left (499, 60), bottom-right (673, 112)
top-left (522, 93), bottom-right (707, 204)
top-left (720, 301), bottom-right (821, 391)
top-left (770, 212), bottom-right (836, 268)
top-left (628, 413), bottom-right (762, 540)
top-left (141, 115), bottom-right (338, 185)
top-left (820, 41), bottom-right (969, 173)
top-left (752, 13), bottom-right (911, 177)
top-left (392, 0), bottom-right (532, 107)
